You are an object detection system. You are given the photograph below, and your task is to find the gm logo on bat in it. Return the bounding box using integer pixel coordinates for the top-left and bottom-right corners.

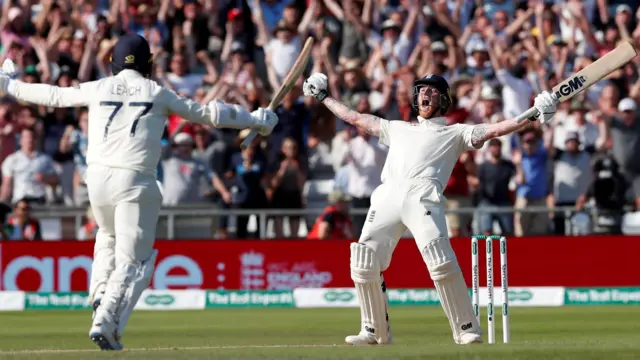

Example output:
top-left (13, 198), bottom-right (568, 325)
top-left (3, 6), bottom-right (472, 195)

top-left (555, 75), bottom-right (587, 98)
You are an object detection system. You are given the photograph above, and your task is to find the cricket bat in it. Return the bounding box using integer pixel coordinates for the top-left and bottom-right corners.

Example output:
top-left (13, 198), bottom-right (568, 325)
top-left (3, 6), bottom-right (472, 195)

top-left (240, 37), bottom-right (315, 149)
top-left (515, 40), bottom-right (637, 123)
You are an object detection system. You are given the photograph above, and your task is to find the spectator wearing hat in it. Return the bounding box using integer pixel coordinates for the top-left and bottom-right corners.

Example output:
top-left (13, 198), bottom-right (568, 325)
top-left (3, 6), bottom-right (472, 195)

top-left (6, 199), bottom-right (42, 241)
top-left (334, 61), bottom-right (368, 111)
top-left (307, 190), bottom-right (353, 240)
top-left (258, 15), bottom-right (302, 90)
top-left (603, 97), bottom-right (640, 206)
top-left (462, 41), bottom-right (495, 81)
top-left (162, 133), bottom-right (226, 206)
top-left (477, 85), bottom-right (502, 123)
top-left (476, 138), bottom-right (515, 235)
top-left (549, 131), bottom-right (592, 235)
top-left (374, 5), bottom-right (420, 72)
top-left (512, 128), bottom-right (549, 236)
top-left (1, 128), bottom-right (58, 205)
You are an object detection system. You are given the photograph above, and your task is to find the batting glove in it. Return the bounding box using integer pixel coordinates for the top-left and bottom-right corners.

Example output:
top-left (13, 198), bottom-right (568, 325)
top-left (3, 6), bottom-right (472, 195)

top-left (250, 108), bottom-right (278, 136)
top-left (303, 73), bottom-right (329, 101)
top-left (533, 91), bottom-right (558, 124)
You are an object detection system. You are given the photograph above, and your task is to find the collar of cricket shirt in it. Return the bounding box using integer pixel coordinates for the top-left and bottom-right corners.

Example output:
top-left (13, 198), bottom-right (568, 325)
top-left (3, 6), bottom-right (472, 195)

top-left (417, 116), bottom-right (447, 126)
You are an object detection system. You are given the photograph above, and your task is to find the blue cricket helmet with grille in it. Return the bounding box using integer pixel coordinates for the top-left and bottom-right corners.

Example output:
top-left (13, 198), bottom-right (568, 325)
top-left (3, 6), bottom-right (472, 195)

top-left (412, 74), bottom-right (452, 115)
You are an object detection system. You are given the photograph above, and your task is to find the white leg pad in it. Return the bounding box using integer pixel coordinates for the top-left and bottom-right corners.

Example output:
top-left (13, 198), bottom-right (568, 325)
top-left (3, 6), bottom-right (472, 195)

top-left (350, 243), bottom-right (389, 344)
top-left (100, 249), bottom-right (158, 338)
top-left (422, 237), bottom-right (482, 344)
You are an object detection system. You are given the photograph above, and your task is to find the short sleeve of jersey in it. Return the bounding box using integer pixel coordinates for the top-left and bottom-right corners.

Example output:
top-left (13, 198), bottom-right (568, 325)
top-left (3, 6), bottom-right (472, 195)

top-left (1, 154), bottom-right (14, 176)
top-left (378, 119), bottom-right (392, 146)
top-left (458, 124), bottom-right (482, 151)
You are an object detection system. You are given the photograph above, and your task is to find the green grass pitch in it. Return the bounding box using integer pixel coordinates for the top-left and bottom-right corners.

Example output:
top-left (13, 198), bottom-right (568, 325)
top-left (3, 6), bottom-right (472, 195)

top-left (0, 306), bottom-right (639, 359)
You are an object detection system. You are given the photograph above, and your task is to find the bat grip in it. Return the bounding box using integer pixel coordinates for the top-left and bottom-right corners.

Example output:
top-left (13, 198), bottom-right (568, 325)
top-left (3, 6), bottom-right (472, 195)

top-left (240, 129), bottom-right (259, 149)
top-left (514, 107), bottom-right (539, 124)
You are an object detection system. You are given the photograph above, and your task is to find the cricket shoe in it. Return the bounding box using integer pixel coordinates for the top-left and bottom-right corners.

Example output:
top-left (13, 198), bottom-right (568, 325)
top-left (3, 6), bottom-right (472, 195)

top-left (345, 329), bottom-right (393, 345)
top-left (459, 333), bottom-right (483, 344)
top-left (89, 308), bottom-right (123, 351)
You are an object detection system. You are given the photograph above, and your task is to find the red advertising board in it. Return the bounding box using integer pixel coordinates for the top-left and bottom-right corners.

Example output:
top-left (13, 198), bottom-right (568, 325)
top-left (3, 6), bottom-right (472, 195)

top-left (1, 236), bottom-right (639, 291)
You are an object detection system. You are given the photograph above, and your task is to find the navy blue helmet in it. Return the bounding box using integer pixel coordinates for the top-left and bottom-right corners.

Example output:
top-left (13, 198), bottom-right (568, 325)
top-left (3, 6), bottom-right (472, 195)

top-left (412, 74), bottom-right (452, 115)
top-left (110, 34), bottom-right (152, 76)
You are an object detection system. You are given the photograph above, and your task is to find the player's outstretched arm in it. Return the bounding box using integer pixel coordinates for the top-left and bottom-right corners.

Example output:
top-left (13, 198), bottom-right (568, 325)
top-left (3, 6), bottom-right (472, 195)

top-left (321, 97), bottom-right (382, 136)
top-left (162, 88), bottom-right (278, 136)
top-left (470, 91), bottom-right (557, 147)
top-left (303, 73), bottom-right (382, 137)
top-left (0, 60), bottom-right (90, 108)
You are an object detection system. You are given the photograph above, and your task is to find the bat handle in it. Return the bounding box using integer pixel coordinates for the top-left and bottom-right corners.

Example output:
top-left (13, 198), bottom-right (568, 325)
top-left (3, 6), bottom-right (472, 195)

top-left (514, 107), bottom-right (540, 124)
top-left (240, 129), bottom-right (259, 149)
top-left (240, 104), bottom-right (277, 149)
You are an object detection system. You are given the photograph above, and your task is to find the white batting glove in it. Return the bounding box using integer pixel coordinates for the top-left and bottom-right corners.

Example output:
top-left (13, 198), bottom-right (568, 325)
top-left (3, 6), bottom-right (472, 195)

top-left (303, 73), bottom-right (328, 100)
top-left (0, 59), bottom-right (17, 94)
top-left (533, 91), bottom-right (558, 124)
top-left (250, 108), bottom-right (278, 136)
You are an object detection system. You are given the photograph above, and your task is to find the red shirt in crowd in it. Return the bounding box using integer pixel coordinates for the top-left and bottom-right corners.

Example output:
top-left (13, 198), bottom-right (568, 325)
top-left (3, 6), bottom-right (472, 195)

top-left (307, 205), bottom-right (353, 240)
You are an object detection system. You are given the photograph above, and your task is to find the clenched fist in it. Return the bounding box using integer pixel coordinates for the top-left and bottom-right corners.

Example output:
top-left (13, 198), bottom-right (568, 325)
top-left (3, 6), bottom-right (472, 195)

top-left (303, 73), bottom-right (328, 100)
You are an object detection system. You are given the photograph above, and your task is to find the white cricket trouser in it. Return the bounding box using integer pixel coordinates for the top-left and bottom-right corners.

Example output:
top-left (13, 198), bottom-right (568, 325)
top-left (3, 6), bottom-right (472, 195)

top-left (85, 164), bottom-right (162, 298)
top-left (358, 180), bottom-right (448, 269)
top-left (357, 180), bottom-right (481, 343)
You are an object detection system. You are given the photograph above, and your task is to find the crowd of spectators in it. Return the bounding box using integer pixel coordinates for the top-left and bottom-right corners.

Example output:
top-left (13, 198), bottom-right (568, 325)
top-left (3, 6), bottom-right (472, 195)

top-left (0, 0), bottom-right (640, 239)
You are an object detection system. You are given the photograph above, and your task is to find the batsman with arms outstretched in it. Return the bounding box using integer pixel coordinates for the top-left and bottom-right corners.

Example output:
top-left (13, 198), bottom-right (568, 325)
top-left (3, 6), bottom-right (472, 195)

top-left (303, 72), bottom-right (557, 345)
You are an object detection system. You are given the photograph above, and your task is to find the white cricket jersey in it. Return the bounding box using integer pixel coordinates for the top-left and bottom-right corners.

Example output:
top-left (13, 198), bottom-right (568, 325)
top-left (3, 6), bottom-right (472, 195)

top-left (8, 70), bottom-right (215, 176)
top-left (378, 116), bottom-right (479, 200)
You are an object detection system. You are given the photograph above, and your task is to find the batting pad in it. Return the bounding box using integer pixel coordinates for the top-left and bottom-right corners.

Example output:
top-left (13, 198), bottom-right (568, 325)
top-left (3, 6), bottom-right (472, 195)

top-left (422, 237), bottom-right (481, 344)
top-left (350, 243), bottom-right (389, 344)
top-left (115, 249), bottom-right (158, 337)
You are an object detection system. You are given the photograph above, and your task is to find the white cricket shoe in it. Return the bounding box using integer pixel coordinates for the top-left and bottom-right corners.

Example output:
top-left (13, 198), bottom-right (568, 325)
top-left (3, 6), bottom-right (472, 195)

top-left (345, 331), bottom-right (377, 345)
top-left (89, 308), bottom-right (123, 350)
top-left (345, 329), bottom-right (392, 345)
top-left (459, 333), bottom-right (483, 344)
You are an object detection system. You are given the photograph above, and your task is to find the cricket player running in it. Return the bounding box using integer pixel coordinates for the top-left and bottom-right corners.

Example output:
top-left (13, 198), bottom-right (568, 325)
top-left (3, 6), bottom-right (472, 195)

top-left (303, 73), bottom-right (557, 345)
top-left (0, 34), bottom-right (278, 350)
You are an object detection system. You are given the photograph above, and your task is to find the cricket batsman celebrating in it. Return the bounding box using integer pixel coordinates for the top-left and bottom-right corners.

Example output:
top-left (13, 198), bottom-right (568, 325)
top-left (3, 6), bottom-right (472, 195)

top-left (303, 73), bottom-right (557, 345)
top-left (0, 34), bottom-right (277, 350)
